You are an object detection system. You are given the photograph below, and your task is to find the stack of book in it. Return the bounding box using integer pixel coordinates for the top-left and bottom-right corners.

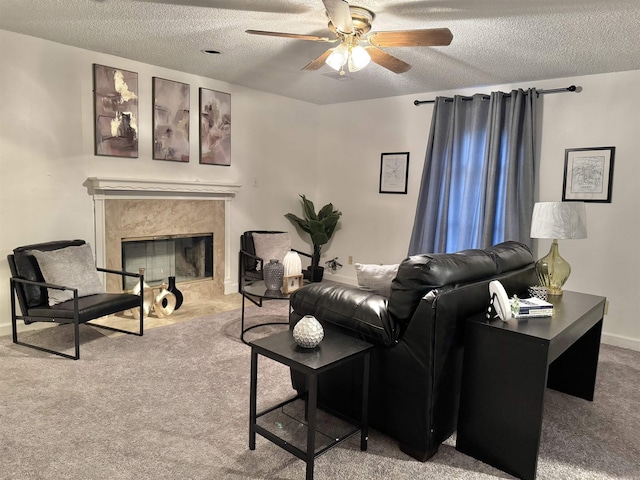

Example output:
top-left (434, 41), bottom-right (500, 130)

top-left (510, 296), bottom-right (554, 318)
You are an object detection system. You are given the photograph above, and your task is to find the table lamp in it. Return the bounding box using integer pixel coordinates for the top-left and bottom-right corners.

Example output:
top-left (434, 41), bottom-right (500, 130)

top-left (530, 202), bottom-right (587, 296)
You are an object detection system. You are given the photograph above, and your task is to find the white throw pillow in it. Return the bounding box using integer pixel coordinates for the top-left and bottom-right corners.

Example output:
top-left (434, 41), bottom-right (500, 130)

top-left (355, 263), bottom-right (399, 298)
top-left (30, 243), bottom-right (105, 306)
top-left (252, 233), bottom-right (291, 271)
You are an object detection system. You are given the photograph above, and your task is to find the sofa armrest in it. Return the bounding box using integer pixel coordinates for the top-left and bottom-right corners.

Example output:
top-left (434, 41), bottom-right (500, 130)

top-left (289, 283), bottom-right (397, 347)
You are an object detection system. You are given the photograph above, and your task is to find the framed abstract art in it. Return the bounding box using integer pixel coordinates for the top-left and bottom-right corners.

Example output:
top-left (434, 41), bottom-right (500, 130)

top-left (152, 77), bottom-right (190, 162)
top-left (199, 88), bottom-right (231, 166)
top-left (93, 64), bottom-right (138, 158)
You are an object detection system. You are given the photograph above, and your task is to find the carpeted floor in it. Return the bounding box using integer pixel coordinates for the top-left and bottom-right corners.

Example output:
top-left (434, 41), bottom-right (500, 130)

top-left (1, 302), bottom-right (639, 480)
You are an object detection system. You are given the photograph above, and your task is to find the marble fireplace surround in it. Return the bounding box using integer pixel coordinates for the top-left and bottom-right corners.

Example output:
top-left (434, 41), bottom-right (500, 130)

top-left (86, 178), bottom-right (241, 297)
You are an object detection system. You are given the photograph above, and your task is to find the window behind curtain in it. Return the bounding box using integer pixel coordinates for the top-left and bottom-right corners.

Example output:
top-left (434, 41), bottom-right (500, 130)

top-left (408, 89), bottom-right (538, 254)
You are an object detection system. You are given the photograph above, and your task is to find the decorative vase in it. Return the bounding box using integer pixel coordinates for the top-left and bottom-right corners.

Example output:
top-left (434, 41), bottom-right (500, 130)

top-left (131, 268), bottom-right (154, 319)
top-left (154, 283), bottom-right (177, 318)
top-left (167, 276), bottom-right (184, 310)
top-left (263, 259), bottom-right (285, 291)
top-left (293, 315), bottom-right (324, 348)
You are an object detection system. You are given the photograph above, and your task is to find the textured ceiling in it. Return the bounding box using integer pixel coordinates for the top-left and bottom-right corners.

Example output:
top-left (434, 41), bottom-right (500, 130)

top-left (1, 0), bottom-right (639, 105)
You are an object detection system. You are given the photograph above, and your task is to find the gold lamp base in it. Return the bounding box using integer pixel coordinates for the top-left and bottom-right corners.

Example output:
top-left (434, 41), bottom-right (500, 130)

top-left (535, 239), bottom-right (571, 296)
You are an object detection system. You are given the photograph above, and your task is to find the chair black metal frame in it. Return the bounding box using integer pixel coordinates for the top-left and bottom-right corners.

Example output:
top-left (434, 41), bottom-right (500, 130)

top-left (239, 230), bottom-right (311, 307)
top-left (8, 241), bottom-right (144, 360)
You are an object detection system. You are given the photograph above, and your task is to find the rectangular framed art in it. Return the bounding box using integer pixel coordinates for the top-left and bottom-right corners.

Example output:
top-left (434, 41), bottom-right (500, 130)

top-left (153, 77), bottom-right (190, 162)
top-left (379, 152), bottom-right (409, 194)
top-left (199, 88), bottom-right (231, 166)
top-left (93, 64), bottom-right (138, 158)
top-left (562, 147), bottom-right (615, 202)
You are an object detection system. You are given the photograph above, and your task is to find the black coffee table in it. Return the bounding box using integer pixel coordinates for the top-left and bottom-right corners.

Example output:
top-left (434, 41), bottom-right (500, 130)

top-left (248, 329), bottom-right (374, 480)
top-left (240, 280), bottom-right (291, 344)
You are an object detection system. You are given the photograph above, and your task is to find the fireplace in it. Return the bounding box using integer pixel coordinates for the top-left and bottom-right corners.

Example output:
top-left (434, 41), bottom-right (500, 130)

top-left (86, 178), bottom-right (241, 298)
top-left (121, 233), bottom-right (214, 290)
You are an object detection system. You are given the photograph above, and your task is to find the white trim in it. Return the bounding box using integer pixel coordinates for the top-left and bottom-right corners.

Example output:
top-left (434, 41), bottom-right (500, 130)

top-left (601, 332), bottom-right (640, 351)
top-left (0, 321), bottom-right (57, 338)
top-left (86, 177), bottom-right (241, 293)
top-left (86, 177), bottom-right (241, 196)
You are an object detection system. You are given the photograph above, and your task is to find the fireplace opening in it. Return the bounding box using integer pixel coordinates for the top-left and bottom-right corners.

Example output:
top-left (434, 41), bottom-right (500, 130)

top-left (121, 233), bottom-right (214, 290)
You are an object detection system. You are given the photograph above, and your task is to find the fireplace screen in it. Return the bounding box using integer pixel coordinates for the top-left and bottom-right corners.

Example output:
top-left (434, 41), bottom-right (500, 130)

top-left (121, 233), bottom-right (213, 290)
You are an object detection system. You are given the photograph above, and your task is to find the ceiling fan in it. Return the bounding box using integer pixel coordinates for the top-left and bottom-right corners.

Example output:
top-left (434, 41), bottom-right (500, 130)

top-left (246, 0), bottom-right (453, 75)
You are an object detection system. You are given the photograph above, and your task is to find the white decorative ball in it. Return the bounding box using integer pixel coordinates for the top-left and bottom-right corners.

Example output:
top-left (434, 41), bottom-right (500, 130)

top-left (293, 315), bottom-right (324, 348)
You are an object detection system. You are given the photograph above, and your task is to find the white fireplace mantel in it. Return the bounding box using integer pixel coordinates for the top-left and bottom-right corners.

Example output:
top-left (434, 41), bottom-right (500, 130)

top-left (86, 177), bottom-right (241, 294)
top-left (86, 177), bottom-right (241, 197)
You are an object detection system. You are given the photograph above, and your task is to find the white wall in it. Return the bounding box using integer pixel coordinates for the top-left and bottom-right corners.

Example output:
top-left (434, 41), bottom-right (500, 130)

top-left (0, 30), bottom-right (318, 333)
top-left (2, 29), bottom-right (638, 349)
top-left (315, 71), bottom-right (640, 349)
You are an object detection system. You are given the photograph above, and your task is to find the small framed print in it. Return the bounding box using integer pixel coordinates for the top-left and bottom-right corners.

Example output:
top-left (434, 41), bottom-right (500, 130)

top-left (562, 147), bottom-right (615, 203)
top-left (379, 152), bottom-right (409, 194)
top-left (283, 274), bottom-right (304, 294)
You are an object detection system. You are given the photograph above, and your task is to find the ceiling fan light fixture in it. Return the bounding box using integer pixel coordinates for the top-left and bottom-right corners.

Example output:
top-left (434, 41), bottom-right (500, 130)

top-left (325, 43), bottom-right (349, 71)
top-left (348, 44), bottom-right (370, 72)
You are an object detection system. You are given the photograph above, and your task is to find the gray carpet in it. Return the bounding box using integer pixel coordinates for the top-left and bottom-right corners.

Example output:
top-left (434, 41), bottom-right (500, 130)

top-left (1, 303), bottom-right (639, 480)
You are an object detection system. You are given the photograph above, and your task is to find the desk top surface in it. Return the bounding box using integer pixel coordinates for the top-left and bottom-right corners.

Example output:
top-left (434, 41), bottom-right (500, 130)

top-left (473, 290), bottom-right (606, 342)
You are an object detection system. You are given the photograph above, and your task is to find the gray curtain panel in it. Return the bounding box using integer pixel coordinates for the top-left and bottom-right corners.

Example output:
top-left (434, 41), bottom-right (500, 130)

top-left (408, 89), bottom-right (538, 254)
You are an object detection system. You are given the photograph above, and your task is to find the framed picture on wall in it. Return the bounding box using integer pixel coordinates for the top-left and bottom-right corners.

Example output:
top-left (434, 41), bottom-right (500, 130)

top-left (379, 152), bottom-right (409, 194)
top-left (93, 64), bottom-right (139, 158)
top-left (152, 77), bottom-right (190, 162)
top-left (199, 88), bottom-right (231, 166)
top-left (562, 147), bottom-right (615, 203)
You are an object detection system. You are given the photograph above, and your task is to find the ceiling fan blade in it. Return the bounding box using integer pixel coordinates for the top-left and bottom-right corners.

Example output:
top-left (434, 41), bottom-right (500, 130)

top-left (302, 50), bottom-right (333, 71)
top-left (246, 30), bottom-right (336, 42)
top-left (365, 46), bottom-right (411, 74)
top-left (368, 28), bottom-right (453, 47)
top-left (323, 0), bottom-right (354, 34)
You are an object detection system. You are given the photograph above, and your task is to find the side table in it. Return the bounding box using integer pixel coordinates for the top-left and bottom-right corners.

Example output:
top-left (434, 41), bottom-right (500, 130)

top-left (249, 329), bottom-right (374, 480)
top-left (456, 290), bottom-right (606, 480)
top-left (241, 281), bottom-right (290, 344)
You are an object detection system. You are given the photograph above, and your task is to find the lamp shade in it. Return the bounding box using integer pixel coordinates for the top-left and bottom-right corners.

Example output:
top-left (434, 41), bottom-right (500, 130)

top-left (325, 43), bottom-right (349, 71)
top-left (348, 45), bottom-right (371, 72)
top-left (530, 202), bottom-right (587, 240)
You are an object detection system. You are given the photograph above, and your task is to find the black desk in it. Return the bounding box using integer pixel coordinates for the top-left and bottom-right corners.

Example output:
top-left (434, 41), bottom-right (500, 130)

top-left (249, 329), bottom-right (373, 480)
top-left (241, 281), bottom-right (291, 344)
top-left (456, 291), bottom-right (606, 480)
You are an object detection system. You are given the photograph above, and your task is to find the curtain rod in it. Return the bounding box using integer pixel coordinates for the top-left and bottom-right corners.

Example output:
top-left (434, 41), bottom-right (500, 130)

top-left (413, 85), bottom-right (579, 106)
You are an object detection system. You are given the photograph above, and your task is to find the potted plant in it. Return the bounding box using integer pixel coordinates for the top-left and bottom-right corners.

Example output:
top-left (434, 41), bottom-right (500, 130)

top-left (285, 194), bottom-right (342, 282)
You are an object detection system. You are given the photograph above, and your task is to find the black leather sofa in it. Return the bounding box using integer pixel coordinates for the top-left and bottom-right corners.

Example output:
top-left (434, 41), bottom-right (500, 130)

top-left (288, 241), bottom-right (537, 461)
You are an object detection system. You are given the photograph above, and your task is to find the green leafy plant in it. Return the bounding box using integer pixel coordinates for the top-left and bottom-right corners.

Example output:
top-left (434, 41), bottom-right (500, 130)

top-left (285, 194), bottom-right (342, 269)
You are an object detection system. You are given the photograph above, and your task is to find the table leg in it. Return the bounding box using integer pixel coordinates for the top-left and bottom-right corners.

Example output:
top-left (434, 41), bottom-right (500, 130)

top-left (249, 349), bottom-right (258, 450)
top-left (457, 324), bottom-right (549, 480)
top-left (360, 351), bottom-right (370, 451)
top-left (548, 319), bottom-right (602, 400)
top-left (306, 372), bottom-right (317, 480)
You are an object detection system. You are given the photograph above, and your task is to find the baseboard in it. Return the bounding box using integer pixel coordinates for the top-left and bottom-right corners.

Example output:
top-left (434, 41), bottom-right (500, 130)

top-left (224, 279), bottom-right (239, 295)
top-left (321, 272), bottom-right (357, 286)
top-left (0, 321), bottom-right (57, 338)
top-left (0, 322), bottom-right (10, 337)
top-left (601, 332), bottom-right (640, 351)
